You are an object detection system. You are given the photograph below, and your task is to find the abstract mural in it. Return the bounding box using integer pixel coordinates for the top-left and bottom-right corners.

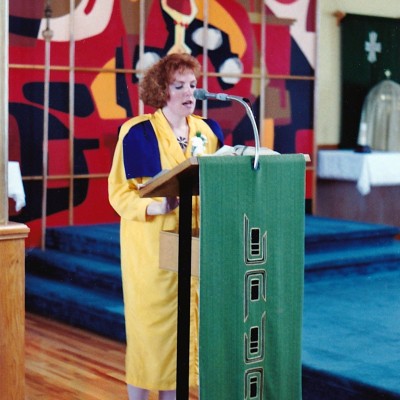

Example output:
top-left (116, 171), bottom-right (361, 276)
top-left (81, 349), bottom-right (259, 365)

top-left (9, 0), bottom-right (315, 246)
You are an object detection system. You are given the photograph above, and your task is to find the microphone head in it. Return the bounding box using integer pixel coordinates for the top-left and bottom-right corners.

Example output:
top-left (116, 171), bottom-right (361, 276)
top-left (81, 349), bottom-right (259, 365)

top-left (194, 88), bottom-right (208, 100)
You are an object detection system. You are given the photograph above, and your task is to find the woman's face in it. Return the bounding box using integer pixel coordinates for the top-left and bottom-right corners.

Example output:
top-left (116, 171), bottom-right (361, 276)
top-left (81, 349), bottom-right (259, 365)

top-left (164, 69), bottom-right (197, 117)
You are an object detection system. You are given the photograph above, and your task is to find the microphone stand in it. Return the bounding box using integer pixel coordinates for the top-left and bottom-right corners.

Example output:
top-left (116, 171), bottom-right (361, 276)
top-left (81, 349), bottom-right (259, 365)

top-left (227, 95), bottom-right (261, 170)
top-left (195, 88), bottom-right (261, 170)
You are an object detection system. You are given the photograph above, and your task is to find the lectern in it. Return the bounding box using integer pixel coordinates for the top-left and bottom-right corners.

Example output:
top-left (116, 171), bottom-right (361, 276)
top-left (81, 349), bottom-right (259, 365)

top-left (140, 154), bottom-right (305, 400)
top-left (139, 157), bottom-right (200, 400)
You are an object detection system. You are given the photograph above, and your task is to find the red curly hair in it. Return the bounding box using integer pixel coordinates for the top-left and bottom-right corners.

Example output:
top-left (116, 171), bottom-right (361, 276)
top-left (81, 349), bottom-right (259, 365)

top-left (139, 53), bottom-right (201, 109)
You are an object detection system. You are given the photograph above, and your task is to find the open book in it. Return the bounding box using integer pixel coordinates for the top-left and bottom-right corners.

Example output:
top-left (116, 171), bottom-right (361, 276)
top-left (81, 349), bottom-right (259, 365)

top-left (207, 144), bottom-right (279, 156)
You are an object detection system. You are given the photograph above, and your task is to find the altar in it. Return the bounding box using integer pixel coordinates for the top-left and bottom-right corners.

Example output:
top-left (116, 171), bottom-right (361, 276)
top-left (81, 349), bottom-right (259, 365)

top-left (316, 150), bottom-right (400, 227)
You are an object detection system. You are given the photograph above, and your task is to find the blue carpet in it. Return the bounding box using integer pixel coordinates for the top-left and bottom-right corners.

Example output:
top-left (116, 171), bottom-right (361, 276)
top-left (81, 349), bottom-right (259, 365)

top-left (305, 216), bottom-right (399, 250)
top-left (26, 274), bottom-right (126, 342)
top-left (302, 267), bottom-right (400, 399)
top-left (25, 216), bottom-right (400, 399)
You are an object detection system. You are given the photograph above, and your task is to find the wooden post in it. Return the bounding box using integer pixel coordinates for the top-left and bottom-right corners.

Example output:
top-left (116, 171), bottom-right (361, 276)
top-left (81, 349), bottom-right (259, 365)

top-left (0, 0), bottom-right (29, 400)
top-left (0, 223), bottom-right (29, 400)
top-left (1, 1), bottom-right (30, 399)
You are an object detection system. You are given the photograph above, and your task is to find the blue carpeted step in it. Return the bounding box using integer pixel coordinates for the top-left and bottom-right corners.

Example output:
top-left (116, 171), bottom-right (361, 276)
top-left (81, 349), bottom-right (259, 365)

top-left (43, 218), bottom-right (400, 262)
top-left (305, 216), bottom-right (400, 253)
top-left (45, 223), bottom-right (120, 262)
top-left (25, 274), bottom-right (126, 342)
top-left (302, 365), bottom-right (400, 400)
top-left (305, 241), bottom-right (400, 276)
top-left (26, 248), bottom-right (122, 296)
top-left (302, 266), bottom-right (400, 399)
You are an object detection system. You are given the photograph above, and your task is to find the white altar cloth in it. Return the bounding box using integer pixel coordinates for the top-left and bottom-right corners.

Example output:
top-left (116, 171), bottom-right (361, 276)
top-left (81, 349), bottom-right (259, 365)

top-left (8, 161), bottom-right (26, 211)
top-left (317, 150), bottom-right (400, 195)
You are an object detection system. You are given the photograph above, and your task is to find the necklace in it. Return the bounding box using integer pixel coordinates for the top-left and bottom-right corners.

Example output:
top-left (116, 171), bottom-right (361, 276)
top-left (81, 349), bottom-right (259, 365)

top-left (177, 136), bottom-right (188, 150)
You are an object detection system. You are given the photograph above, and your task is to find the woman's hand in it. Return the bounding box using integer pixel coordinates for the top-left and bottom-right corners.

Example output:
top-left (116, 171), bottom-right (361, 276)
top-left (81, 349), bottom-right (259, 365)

top-left (146, 197), bottom-right (180, 216)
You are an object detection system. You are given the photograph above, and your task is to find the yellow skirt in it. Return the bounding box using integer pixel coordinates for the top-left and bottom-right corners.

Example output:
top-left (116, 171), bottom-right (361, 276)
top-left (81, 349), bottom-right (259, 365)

top-left (120, 218), bottom-right (198, 391)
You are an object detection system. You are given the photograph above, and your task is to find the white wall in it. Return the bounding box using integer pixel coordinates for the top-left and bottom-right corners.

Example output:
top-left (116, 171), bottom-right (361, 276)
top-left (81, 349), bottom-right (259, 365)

top-left (315, 0), bottom-right (400, 145)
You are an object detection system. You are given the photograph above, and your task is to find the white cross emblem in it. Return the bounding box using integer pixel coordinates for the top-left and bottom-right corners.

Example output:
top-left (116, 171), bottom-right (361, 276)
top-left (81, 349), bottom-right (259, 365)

top-left (365, 31), bottom-right (382, 63)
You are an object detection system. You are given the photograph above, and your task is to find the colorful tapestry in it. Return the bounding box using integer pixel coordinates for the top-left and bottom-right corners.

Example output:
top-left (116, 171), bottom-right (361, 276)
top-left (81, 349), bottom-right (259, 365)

top-left (9, 1), bottom-right (315, 247)
top-left (198, 155), bottom-right (305, 399)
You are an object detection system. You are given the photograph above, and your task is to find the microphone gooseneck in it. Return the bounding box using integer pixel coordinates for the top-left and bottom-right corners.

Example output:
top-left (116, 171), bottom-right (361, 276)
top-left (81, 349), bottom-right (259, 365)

top-left (193, 88), bottom-right (260, 170)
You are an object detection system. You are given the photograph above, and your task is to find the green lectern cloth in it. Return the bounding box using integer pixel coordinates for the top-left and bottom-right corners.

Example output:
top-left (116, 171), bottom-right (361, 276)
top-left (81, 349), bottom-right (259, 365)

top-left (198, 155), bottom-right (305, 400)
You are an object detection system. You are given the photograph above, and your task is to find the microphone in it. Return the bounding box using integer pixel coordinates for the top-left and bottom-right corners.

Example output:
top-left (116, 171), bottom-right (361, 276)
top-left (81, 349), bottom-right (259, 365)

top-left (194, 88), bottom-right (243, 102)
top-left (193, 88), bottom-right (261, 170)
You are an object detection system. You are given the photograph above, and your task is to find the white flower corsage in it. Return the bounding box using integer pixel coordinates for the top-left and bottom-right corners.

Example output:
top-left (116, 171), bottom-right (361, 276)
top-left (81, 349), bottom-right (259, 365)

top-left (191, 132), bottom-right (208, 156)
